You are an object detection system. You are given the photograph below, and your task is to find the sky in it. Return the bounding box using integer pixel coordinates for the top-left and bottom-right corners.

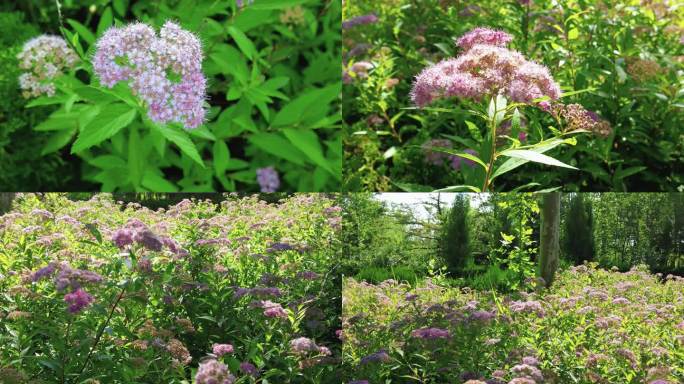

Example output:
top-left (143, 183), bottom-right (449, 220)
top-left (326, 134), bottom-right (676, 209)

top-left (374, 193), bottom-right (486, 219)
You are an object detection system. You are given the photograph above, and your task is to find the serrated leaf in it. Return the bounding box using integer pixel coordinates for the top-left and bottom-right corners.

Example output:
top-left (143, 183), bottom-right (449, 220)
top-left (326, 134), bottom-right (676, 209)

top-left (227, 26), bottom-right (257, 60)
top-left (248, 132), bottom-right (306, 165)
top-left (153, 124), bottom-right (205, 168)
top-left (67, 19), bottom-right (95, 45)
top-left (41, 128), bottom-right (76, 155)
top-left (282, 129), bottom-right (336, 177)
top-left (71, 104), bottom-right (136, 153)
top-left (213, 140), bottom-right (230, 175)
top-left (142, 170), bottom-right (179, 192)
top-left (97, 7), bottom-right (113, 37)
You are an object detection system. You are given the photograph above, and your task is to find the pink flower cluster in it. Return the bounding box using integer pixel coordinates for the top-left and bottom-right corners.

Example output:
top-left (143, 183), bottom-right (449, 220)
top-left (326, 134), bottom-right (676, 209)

top-left (17, 35), bottom-right (79, 98)
top-left (194, 359), bottom-right (235, 384)
top-left (411, 28), bottom-right (561, 109)
top-left (63, 288), bottom-right (94, 314)
top-left (93, 21), bottom-right (206, 129)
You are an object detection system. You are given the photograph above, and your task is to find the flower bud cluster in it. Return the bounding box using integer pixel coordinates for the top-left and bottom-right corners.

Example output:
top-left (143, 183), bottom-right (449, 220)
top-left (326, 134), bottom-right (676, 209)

top-left (17, 35), bottom-right (79, 98)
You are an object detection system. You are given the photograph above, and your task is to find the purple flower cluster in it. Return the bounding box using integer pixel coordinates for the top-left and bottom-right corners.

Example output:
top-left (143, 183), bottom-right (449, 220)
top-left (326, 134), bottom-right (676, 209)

top-left (194, 359), bottom-right (235, 384)
top-left (456, 28), bottom-right (514, 51)
top-left (112, 228), bottom-right (134, 248)
top-left (31, 262), bottom-right (103, 294)
top-left (212, 343), bottom-right (234, 357)
top-left (250, 300), bottom-right (288, 319)
top-left (256, 167), bottom-right (280, 192)
top-left (111, 223), bottom-right (174, 253)
top-left (410, 327), bottom-right (451, 339)
top-left (509, 300), bottom-right (546, 317)
top-left (360, 349), bottom-right (391, 365)
top-left (17, 35), bottom-right (79, 98)
top-left (64, 289), bottom-right (94, 313)
top-left (289, 337), bottom-right (325, 354)
top-left (411, 28), bottom-right (561, 110)
top-left (342, 14), bottom-right (379, 30)
top-left (239, 362), bottom-right (259, 377)
top-left (234, 286), bottom-right (282, 299)
top-left (93, 21), bottom-right (206, 129)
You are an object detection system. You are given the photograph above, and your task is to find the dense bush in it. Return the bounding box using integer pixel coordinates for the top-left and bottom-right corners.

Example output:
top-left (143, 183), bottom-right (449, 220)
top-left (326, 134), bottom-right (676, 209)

top-left (0, 193), bottom-right (342, 383)
top-left (343, 264), bottom-right (684, 383)
top-left (1, 0), bottom-right (341, 192)
top-left (342, 0), bottom-right (684, 192)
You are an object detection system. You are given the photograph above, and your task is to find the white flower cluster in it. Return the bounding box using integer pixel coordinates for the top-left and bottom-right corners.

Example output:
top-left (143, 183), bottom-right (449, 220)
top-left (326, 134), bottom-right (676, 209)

top-left (17, 35), bottom-right (79, 98)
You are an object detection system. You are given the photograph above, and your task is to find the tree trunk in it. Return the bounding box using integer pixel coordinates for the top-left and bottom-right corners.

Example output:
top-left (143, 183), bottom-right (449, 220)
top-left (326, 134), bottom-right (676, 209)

top-left (539, 192), bottom-right (560, 288)
top-left (0, 193), bottom-right (15, 215)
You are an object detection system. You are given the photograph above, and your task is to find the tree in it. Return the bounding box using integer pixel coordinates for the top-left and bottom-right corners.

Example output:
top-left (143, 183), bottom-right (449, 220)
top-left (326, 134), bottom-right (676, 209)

top-left (438, 194), bottom-right (470, 275)
top-left (539, 193), bottom-right (560, 287)
top-left (563, 194), bottom-right (594, 264)
top-left (0, 193), bottom-right (14, 214)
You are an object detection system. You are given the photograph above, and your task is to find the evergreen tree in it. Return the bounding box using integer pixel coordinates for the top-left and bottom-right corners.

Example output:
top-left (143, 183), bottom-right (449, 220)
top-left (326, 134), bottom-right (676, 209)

top-left (439, 194), bottom-right (470, 275)
top-left (563, 194), bottom-right (595, 265)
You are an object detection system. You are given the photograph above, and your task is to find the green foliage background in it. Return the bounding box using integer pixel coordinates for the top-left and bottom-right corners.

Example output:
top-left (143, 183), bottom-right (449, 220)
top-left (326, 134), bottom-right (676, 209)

top-left (342, 0), bottom-right (684, 192)
top-left (1, 0), bottom-right (341, 192)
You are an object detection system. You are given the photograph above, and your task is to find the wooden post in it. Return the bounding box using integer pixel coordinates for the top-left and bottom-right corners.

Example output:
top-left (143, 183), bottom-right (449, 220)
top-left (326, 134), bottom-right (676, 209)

top-left (539, 192), bottom-right (560, 288)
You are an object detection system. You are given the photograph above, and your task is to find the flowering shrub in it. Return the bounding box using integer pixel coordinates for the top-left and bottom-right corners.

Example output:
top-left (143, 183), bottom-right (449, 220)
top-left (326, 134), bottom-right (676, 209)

top-left (342, 264), bottom-right (684, 383)
top-left (0, 193), bottom-right (341, 383)
top-left (4, 0), bottom-right (341, 191)
top-left (342, 0), bottom-right (684, 192)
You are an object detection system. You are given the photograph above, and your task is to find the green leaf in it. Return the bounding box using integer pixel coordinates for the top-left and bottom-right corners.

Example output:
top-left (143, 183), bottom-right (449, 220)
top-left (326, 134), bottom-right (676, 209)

top-left (271, 83), bottom-right (340, 127)
top-left (432, 185), bottom-right (482, 192)
top-left (248, 132), bottom-right (307, 165)
top-left (428, 147), bottom-right (488, 170)
top-left (96, 7), bottom-right (113, 37)
top-left (464, 120), bottom-right (482, 141)
top-left (26, 94), bottom-right (70, 108)
top-left (88, 155), bottom-right (127, 169)
top-left (71, 104), bottom-right (136, 153)
top-left (499, 149), bottom-right (577, 169)
top-left (614, 166), bottom-right (647, 180)
top-left (142, 170), bottom-right (179, 192)
top-left (128, 126), bottom-right (144, 189)
top-left (213, 140), bottom-right (230, 176)
top-left (41, 128), bottom-right (76, 155)
top-left (67, 19), bottom-right (95, 45)
top-left (392, 182), bottom-right (433, 192)
top-left (35, 116), bottom-right (77, 132)
top-left (282, 129), bottom-right (336, 177)
top-left (113, 0), bottom-right (128, 16)
top-left (153, 124), bottom-right (205, 168)
top-left (248, 0), bottom-right (313, 9)
top-left (490, 139), bottom-right (569, 180)
top-left (227, 26), bottom-right (257, 60)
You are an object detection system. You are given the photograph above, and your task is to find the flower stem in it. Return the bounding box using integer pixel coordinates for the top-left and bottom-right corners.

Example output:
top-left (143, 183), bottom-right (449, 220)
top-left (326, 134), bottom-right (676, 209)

top-left (75, 284), bottom-right (127, 381)
top-left (482, 115), bottom-right (498, 192)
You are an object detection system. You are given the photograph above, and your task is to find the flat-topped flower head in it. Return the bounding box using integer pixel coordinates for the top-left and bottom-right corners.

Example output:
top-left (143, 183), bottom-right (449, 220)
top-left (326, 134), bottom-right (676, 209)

top-left (194, 359), bottom-right (235, 384)
top-left (411, 28), bottom-right (560, 109)
top-left (456, 27), bottom-right (514, 51)
top-left (93, 21), bottom-right (206, 129)
top-left (17, 35), bottom-right (79, 98)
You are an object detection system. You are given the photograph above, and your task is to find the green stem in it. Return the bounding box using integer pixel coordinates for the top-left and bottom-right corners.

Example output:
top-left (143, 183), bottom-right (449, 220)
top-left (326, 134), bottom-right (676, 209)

top-left (75, 284), bottom-right (127, 382)
top-left (482, 115), bottom-right (498, 192)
